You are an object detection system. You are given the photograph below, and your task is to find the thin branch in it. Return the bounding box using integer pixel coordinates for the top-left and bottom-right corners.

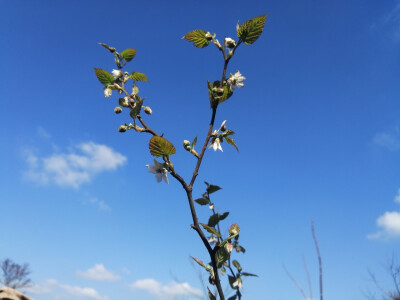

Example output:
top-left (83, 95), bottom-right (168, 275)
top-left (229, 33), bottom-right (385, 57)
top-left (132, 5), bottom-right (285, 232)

top-left (311, 219), bottom-right (323, 300)
top-left (302, 254), bottom-right (313, 300)
top-left (283, 264), bottom-right (308, 300)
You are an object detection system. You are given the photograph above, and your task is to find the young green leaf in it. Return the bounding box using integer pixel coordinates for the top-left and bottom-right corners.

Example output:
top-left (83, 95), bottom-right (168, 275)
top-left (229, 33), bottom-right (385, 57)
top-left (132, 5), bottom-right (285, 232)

top-left (237, 14), bottom-right (267, 45)
top-left (130, 72), bottom-right (149, 82)
top-left (232, 260), bottom-right (242, 272)
top-left (235, 245), bottom-right (246, 253)
top-left (120, 48), bottom-right (136, 62)
top-left (228, 275), bottom-right (237, 289)
top-left (129, 96), bottom-right (144, 119)
top-left (208, 214), bottom-right (220, 227)
top-left (98, 43), bottom-right (116, 53)
top-left (195, 198), bottom-right (210, 205)
top-left (241, 272), bottom-right (258, 277)
top-left (191, 256), bottom-right (207, 269)
top-left (215, 247), bottom-right (230, 267)
top-left (183, 30), bottom-right (210, 48)
top-left (200, 223), bottom-right (221, 237)
top-left (94, 68), bottom-right (115, 86)
top-left (149, 136), bottom-right (176, 157)
top-left (219, 212), bottom-right (229, 221)
top-left (228, 295), bottom-right (238, 300)
top-left (225, 136), bottom-right (239, 151)
top-left (192, 136), bottom-right (197, 148)
top-left (206, 184), bottom-right (222, 194)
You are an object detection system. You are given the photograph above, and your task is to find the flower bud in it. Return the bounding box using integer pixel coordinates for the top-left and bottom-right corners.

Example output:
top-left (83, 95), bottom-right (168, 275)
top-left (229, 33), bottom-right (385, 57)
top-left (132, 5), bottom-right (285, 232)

top-left (225, 37), bottom-right (236, 49)
top-left (209, 203), bottom-right (214, 210)
top-left (144, 106), bottom-right (152, 115)
top-left (112, 69), bottom-right (123, 79)
top-left (104, 88), bottom-right (112, 98)
top-left (228, 224), bottom-right (240, 236)
top-left (205, 32), bottom-right (213, 41)
top-left (119, 97), bottom-right (130, 107)
top-left (118, 125), bottom-right (127, 133)
top-left (224, 242), bottom-right (233, 253)
top-left (221, 124), bottom-right (227, 132)
top-left (183, 140), bottom-right (191, 151)
top-left (113, 83), bottom-right (121, 90)
top-left (114, 107), bottom-right (122, 114)
top-left (216, 87), bottom-right (224, 96)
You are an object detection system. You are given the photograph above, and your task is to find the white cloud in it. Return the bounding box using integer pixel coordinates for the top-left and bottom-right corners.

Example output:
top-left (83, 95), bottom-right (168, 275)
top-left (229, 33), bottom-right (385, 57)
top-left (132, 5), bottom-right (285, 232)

top-left (23, 279), bottom-right (58, 295)
top-left (130, 278), bottom-right (202, 299)
top-left (59, 284), bottom-right (108, 300)
top-left (23, 142), bottom-right (127, 188)
top-left (86, 197), bottom-right (111, 211)
top-left (77, 264), bottom-right (121, 282)
top-left (373, 132), bottom-right (400, 151)
top-left (368, 189), bottom-right (400, 240)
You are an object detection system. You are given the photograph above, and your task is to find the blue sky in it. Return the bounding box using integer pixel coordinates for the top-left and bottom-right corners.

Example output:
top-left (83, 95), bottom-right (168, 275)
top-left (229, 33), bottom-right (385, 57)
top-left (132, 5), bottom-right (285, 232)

top-left (1, 1), bottom-right (400, 299)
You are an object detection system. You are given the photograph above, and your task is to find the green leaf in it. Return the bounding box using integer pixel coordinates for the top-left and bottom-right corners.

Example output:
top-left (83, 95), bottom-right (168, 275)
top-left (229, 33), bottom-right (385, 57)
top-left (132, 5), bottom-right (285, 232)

top-left (205, 182), bottom-right (222, 194)
top-left (221, 266), bottom-right (226, 275)
top-left (225, 136), bottom-right (239, 151)
top-left (215, 247), bottom-right (230, 267)
top-left (235, 245), bottom-right (246, 253)
top-left (228, 295), bottom-right (238, 300)
top-left (183, 30), bottom-right (210, 48)
top-left (120, 48), bottom-right (136, 62)
top-left (195, 198), bottom-right (210, 205)
top-left (208, 214), bottom-right (220, 227)
top-left (94, 68), bottom-right (115, 86)
top-left (237, 14), bottom-right (267, 45)
top-left (219, 212), bottom-right (229, 221)
top-left (130, 72), bottom-right (149, 82)
top-left (207, 288), bottom-right (217, 300)
top-left (191, 256), bottom-right (207, 269)
top-left (200, 223), bottom-right (221, 237)
top-left (192, 136), bottom-right (197, 148)
top-left (241, 272), bottom-right (258, 277)
top-left (149, 136), bottom-right (176, 157)
top-left (232, 260), bottom-right (242, 272)
top-left (208, 81), bottom-right (233, 104)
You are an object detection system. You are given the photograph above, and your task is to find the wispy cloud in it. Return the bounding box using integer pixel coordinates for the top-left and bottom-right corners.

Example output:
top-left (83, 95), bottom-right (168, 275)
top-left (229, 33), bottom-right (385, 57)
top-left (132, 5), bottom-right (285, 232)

top-left (130, 278), bottom-right (203, 300)
top-left (24, 279), bottom-right (58, 295)
top-left (59, 284), bottom-right (108, 300)
top-left (85, 197), bottom-right (111, 211)
top-left (372, 128), bottom-right (400, 151)
top-left (368, 189), bottom-right (400, 240)
top-left (77, 264), bottom-right (121, 282)
top-left (381, 1), bottom-right (400, 42)
top-left (23, 142), bottom-right (127, 188)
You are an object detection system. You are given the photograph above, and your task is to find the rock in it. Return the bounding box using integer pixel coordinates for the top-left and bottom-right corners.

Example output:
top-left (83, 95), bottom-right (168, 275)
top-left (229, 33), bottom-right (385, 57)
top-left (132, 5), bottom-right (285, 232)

top-left (0, 287), bottom-right (33, 300)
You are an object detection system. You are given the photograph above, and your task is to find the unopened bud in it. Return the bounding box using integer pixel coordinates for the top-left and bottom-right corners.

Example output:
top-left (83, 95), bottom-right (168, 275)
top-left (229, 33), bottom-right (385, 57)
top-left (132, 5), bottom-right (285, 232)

top-left (183, 140), bottom-right (191, 151)
top-left (209, 203), bottom-right (214, 210)
top-left (221, 124), bottom-right (227, 131)
top-left (205, 32), bottom-right (213, 41)
top-left (119, 97), bottom-right (130, 107)
top-left (113, 83), bottom-right (121, 90)
top-left (216, 87), bottom-right (224, 96)
top-left (225, 37), bottom-right (236, 49)
top-left (144, 106), bottom-right (152, 115)
top-left (112, 69), bottom-right (123, 79)
top-left (118, 125), bottom-right (127, 133)
top-left (228, 224), bottom-right (240, 236)
top-left (224, 242), bottom-right (233, 253)
top-left (114, 107), bottom-right (122, 114)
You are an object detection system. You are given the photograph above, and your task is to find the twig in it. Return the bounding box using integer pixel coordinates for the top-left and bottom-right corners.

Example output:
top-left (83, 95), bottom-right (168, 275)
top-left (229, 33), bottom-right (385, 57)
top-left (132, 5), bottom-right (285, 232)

top-left (311, 219), bottom-right (323, 300)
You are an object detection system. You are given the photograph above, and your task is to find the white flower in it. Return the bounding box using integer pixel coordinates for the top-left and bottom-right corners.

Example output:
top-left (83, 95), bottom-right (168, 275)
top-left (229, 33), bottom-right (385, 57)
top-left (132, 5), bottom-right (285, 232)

top-left (146, 159), bottom-right (169, 184)
top-left (209, 137), bottom-right (223, 152)
top-left (208, 236), bottom-right (218, 245)
top-left (104, 87), bottom-right (112, 98)
top-left (227, 71), bottom-right (246, 92)
top-left (224, 37), bottom-right (236, 48)
top-left (112, 69), bottom-right (123, 79)
top-left (232, 278), bottom-right (243, 289)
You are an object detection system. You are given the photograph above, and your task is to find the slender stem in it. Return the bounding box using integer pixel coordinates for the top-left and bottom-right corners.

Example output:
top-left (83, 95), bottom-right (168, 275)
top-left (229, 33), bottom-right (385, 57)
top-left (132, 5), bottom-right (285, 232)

top-left (311, 220), bottom-right (323, 300)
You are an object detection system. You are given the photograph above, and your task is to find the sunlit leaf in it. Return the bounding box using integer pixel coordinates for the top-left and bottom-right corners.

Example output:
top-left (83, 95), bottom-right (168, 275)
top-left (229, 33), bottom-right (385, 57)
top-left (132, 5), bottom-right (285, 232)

top-left (225, 136), bottom-right (239, 151)
top-left (183, 30), bottom-right (210, 48)
top-left (215, 247), bottom-right (230, 267)
top-left (121, 48), bottom-right (136, 62)
top-left (232, 260), bottom-right (242, 272)
top-left (192, 136), bottom-right (197, 148)
top-left (237, 14), bottom-right (267, 45)
top-left (149, 136), bottom-right (176, 157)
top-left (204, 182), bottom-right (222, 194)
top-left (200, 223), bottom-right (221, 237)
top-left (130, 72), bottom-right (149, 82)
top-left (94, 68), bottom-right (115, 86)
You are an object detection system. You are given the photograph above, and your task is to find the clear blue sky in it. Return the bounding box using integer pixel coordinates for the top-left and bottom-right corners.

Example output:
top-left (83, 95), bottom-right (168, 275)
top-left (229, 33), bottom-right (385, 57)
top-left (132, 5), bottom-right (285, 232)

top-left (1, 1), bottom-right (400, 299)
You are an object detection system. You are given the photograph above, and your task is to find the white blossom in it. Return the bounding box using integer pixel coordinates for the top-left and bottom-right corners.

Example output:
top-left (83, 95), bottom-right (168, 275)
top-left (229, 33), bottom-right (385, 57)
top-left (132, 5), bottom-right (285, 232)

top-left (112, 69), bottom-right (123, 79)
top-left (146, 159), bottom-right (169, 184)
top-left (224, 37), bottom-right (236, 48)
top-left (232, 278), bottom-right (243, 289)
top-left (104, 87), bottom-right (112, 98)
top-left (227, 71), bottom-right (246, 92)
top-left (209, 137), bottom-right (223, 152)
top-left (208, 236), bottom-right (218, 245)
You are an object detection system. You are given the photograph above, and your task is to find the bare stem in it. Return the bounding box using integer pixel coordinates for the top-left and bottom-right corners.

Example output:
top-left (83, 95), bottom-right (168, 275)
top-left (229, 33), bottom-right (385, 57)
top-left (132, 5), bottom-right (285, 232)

top-left (311, 219), bottom-right (323, 300)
